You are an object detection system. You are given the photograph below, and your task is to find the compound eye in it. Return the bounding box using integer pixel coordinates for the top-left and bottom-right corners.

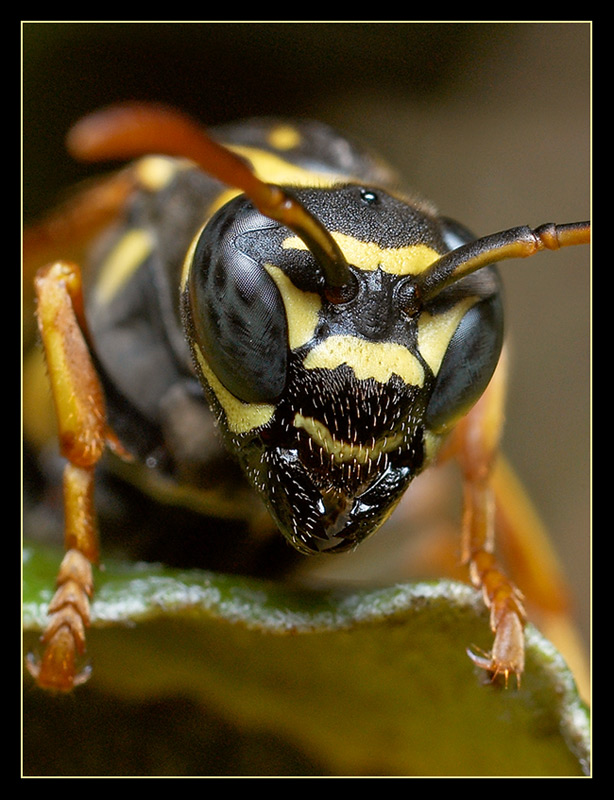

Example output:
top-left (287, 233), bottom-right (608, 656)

top-left (187, 204), bottom-right (289, 404)
top-left (425, 293), bottom-right (504, 432)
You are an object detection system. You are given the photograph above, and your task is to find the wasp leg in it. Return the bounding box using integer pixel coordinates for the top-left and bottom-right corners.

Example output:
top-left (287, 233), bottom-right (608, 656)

top-left (492, 456), bottom-right (589, 699)
top-left (449, 352), bottom-right (527, 685)
top-left (26, 261), bottom-right (124, 691)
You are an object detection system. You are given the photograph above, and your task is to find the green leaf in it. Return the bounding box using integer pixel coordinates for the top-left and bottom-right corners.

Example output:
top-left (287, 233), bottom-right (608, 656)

top-left (23, 543), bottom-right (589, 776)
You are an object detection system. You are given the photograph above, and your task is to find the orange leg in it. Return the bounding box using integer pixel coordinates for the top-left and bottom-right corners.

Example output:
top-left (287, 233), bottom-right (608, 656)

top-left (26, 261), bottom-right (127, 691)
top-left (449, 353), bottom-right (527, 684)
top-left (492, 455), bottom-right (589, 699)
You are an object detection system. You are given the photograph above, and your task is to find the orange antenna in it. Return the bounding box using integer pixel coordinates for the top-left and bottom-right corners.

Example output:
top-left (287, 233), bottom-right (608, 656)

top-left (67, 102), bottom-right (352, 300)
top-left (418, 221), bottom-right (590, 300)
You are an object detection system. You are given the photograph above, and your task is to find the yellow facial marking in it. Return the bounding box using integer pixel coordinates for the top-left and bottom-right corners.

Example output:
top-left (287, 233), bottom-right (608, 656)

top-left (303, 336), bottom-right (425, 386)
top-left (193, 345), bottom-right (275, 434)
top-left (264, 265), bottom-right (321, 349)
top-left (283, 232), bottom-right (440, 276)
top-left (267, 124), bottom-right (302, 151)
top-left (416, 298), bottom-right (476, 376)
top-left (95, 228), bottom-right (153, 304)
top-left (294, 413), bottom-right (405, 465)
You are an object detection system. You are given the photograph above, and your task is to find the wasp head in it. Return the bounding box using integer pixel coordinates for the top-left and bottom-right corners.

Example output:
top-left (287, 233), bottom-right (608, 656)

top-left (183, 187), bottom-right (503, 555)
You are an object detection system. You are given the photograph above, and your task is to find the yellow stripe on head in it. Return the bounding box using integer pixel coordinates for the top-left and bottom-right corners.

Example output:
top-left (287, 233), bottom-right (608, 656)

top-left (303, 335), bottom-right (425, 386)
top-left (283, 232), bottom-right (440, 277)
top-left (416, 298), bottom-right (476, 376)
top-left (264, 264), bottom-right (321, 350)
top-left (193, 344), bottom-right (275, 434)
top-left (294, 413), bottom-right (405, 465)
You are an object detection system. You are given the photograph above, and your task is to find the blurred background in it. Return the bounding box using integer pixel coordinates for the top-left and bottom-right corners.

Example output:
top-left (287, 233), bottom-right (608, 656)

top-left (22, 21), bottom-right (590, 773)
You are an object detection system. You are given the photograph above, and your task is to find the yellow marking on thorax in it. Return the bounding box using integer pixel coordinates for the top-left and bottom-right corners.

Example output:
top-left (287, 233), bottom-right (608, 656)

top-left (294, 413), bottom-right (405, 465)
top-left (283, 232), bottom-right (440, 276)
top-left (193, 344), bottom-right (275, 434)
top-left (267, 124), bottom-right (302, 150)
top-left (303, 336), bottom-right (425, 386)
top-left (231, 144), bottom-right (345, 186)
top-left (264, 265), bottom-right (321, 349)
top-left (204, 145), bottom-right (347, 219)
top-left (416, 298), bottom-right (476, 376)
top-left (135, 155), bottom-right (186, 192)
top-left (95, 228), bottom-right (154, 304)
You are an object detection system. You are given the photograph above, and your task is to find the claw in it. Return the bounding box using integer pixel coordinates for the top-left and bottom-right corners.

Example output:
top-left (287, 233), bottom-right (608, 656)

top-left (467, 610), bottom-right (524, 689)
top-left (26, 626), bottom-right (92, 692)
top-left (26, 548), bottom-right (95, 692)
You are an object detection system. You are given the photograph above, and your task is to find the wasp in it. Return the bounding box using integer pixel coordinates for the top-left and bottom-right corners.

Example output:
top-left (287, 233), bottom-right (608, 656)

top-left (23, 102), bottom-right (590, 692)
